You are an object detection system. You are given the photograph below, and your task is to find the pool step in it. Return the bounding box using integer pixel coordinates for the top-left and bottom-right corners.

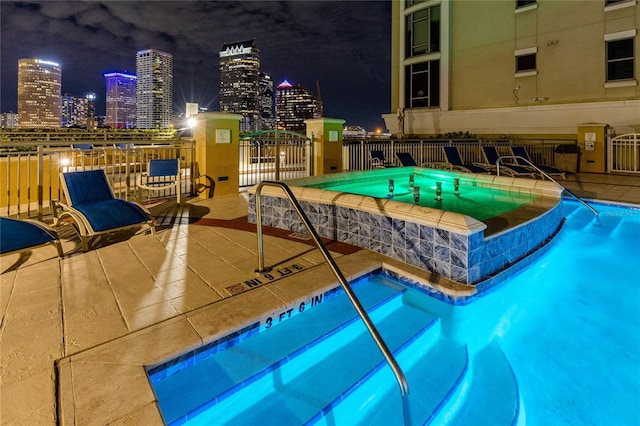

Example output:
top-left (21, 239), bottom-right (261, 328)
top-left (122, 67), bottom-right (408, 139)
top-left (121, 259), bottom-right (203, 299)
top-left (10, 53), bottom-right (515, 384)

top-left (436, 342), bottom-right (520, 426)
top-left (153, 279), bottom-right (405, 425)
top-left (309, 337), bottom-right (468, 426)
top-left (181, 291), bottom-right (440, 425)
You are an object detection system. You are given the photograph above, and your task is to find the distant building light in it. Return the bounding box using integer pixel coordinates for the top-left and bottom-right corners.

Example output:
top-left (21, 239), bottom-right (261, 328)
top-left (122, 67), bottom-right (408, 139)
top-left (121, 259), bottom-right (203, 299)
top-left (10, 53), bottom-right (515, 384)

top-left (36, 59), bottom-right (59, 67)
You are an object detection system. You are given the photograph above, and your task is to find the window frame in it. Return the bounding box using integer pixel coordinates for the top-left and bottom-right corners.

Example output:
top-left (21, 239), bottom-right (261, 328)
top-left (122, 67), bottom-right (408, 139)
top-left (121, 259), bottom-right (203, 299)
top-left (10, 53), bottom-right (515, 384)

top-left (404, 60), bottom-right (440, 109)
top-left (605, 36), bottom-right (635, 82)
top-left (514, 47), bottom-right (538, 76)
top-left (405, 4), bottom-right (441, 58)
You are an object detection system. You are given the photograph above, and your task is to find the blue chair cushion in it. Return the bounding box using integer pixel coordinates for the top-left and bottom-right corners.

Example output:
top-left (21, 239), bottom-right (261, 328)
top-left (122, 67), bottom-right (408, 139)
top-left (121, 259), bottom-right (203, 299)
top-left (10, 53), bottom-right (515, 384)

top-left (63, 170), bottom-right (114, 205)
top-left (0, 217), bottom-right (57, 254)
top-left (148, 159), bottom-right (179, 178)
top-left (73, 199), bottom-right (149, 232)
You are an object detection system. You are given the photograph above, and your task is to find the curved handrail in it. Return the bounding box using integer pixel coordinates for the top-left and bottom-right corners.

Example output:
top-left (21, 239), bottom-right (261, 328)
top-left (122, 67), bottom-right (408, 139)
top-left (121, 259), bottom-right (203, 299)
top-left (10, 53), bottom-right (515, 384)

top-left (254, 180), bottom-right (411, 426)
top-left (496, 155), bottom-right (598, 216)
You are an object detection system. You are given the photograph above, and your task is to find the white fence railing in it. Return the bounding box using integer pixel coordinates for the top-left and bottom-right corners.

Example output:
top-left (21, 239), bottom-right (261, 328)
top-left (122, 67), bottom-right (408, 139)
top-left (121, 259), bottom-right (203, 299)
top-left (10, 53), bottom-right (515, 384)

top-left (609, 133), bottom-right (640, 173)
top-left (238, 134), bottom-right (312, 187)
top-left (1, 140), bottom-right (195, 219)
top-left (342, 138), bottom-right (577, 172)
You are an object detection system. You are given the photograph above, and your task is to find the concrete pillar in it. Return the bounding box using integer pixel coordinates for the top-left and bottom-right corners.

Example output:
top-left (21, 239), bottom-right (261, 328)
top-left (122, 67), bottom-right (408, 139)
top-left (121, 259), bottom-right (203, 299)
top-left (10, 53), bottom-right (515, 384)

top-left (578, 123), bottom-right (608, 173)
top-left (192, 112), bottom-right (243, 198)
top-left (304, 117), bottom-right (345, 175)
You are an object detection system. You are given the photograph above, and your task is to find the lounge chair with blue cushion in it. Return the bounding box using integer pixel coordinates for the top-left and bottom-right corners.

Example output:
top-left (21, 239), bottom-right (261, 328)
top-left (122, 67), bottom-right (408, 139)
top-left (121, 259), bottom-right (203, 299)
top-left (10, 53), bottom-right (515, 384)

top-left (510, 146), bottom-right (566, 179)
top-left (0, 217), bottom-right (63, 258)
top-left (57, 169), bottom-right (155, 251)
top-left (480, 146), bottom-right (538, 178)
top-left (137, 158), bottom-right (182, 204)
top-left (442, 146), bottom-right (492, 174)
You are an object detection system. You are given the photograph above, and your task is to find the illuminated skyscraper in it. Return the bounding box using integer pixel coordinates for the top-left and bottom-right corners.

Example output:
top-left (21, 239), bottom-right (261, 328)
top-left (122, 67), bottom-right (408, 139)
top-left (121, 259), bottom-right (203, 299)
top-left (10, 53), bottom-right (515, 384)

top-left (17, 58), bottom-right (62, 128)
top-left (61, 94), bottom-right (89, 128)
top-left (275, 80), bottom-right (323, 133)
top-left (105, 73), bottom-right (137, 128)
top-left (219, 39), bottom-right (261, 132)
top-left (258, 72), bottom-right (275, 130)
top-left (136, 49), bottom-right (173, 129)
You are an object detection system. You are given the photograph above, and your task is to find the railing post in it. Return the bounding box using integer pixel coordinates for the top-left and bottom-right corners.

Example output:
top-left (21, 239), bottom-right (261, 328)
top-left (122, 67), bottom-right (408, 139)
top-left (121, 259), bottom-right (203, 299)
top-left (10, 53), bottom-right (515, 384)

top-left (37, 145), bottom-right (44, 220)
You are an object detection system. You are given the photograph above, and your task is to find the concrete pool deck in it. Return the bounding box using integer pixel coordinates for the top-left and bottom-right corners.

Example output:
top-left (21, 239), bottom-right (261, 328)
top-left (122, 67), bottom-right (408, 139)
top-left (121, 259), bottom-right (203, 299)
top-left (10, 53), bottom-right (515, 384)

top-left (1, 171), bottom-right (639, 425)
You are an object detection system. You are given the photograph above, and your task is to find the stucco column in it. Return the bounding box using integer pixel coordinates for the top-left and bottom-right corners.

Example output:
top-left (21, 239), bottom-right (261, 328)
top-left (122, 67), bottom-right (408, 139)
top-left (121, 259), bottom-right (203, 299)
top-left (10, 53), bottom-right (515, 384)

top-left (192, 112), bottom-right (243, 198)
top-left (578, 123), bottom-right (608, 173)
top-left (304, 117), bottom-right (345, 175)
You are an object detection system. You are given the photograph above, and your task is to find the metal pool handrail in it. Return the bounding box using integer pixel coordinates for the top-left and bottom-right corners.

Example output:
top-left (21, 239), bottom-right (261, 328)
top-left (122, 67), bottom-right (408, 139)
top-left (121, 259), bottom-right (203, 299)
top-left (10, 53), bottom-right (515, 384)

top-left (496, 155), bottom-right (599, 216)
top-left (254, 181), bottom-right (412, 426)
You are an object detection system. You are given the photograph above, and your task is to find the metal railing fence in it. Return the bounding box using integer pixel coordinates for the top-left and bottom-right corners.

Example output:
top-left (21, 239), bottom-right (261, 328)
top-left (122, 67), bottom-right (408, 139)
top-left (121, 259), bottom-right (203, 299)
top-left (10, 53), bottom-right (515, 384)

top-left (342, 138), bottom-right (578, 171)
top-left (239, 134), bottom-right (312, 187)
top-left (609, 133), bottom-right (640, 173)
top-left (1, 139), bottom-right (194, 219)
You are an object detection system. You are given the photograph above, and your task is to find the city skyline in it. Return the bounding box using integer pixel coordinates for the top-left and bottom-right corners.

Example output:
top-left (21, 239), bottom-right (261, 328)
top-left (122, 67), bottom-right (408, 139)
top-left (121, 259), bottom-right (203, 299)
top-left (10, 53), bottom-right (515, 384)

top-left (0, 1), bottom-right (391, 131)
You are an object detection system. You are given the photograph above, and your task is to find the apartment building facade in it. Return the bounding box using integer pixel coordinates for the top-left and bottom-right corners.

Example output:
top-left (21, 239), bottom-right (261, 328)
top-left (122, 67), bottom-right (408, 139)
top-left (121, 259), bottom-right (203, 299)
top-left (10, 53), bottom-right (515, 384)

top-left (383, 0), bottom-right (640, 138)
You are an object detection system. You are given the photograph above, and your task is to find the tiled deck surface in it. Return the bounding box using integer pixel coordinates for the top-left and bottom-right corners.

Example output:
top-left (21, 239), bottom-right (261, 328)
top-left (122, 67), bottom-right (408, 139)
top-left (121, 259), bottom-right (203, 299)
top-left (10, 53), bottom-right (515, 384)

top-left (1, 171), bottom-right (639, 425)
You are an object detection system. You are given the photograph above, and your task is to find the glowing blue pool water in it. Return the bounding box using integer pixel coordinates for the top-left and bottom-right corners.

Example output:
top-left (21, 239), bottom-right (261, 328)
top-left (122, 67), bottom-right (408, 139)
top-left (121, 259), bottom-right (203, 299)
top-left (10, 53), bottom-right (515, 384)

top-left (149, 200), bottom-right (640, 425)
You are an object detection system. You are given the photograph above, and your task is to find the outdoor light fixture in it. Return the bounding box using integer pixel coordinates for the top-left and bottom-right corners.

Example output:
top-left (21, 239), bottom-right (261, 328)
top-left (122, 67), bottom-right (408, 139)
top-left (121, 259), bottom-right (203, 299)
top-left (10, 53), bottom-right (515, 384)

top-left (187, 117), bottom-right (197, 128)
top-left (454, 178), bottom-right (460, 195)
top-left (388, 179), bottom-right (394, 198)
top-left (435, 181), bottom-right (442, 201)
top-left (409, 174), bottom-right (414, 188)
top-left (413, 186), bottom-right (420, 204)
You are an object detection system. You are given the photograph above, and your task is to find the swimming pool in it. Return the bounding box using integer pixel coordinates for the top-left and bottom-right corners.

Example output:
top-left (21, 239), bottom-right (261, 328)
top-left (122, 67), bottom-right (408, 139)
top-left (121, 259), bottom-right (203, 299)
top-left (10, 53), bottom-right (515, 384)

top-left (248, 168), bottom-right (564, 284)
top-left (149, 199), bottom-right (640, 425)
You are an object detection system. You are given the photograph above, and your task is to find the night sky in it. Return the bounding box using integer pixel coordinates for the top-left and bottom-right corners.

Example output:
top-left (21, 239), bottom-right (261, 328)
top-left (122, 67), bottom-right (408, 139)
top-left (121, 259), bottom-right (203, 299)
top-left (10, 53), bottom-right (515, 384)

top-left (0, 1), bottom-right (392, 131)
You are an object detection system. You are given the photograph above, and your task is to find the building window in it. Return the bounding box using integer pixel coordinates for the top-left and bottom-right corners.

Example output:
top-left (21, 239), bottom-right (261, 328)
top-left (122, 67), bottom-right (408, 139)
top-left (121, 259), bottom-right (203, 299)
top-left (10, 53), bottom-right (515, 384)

top-left (405, 0), bottom-right (427, 6)
top-left (606, 37), bottom-right (635, 81)
top-left (516, 53), bottom-right (536, 72)
top-left (405, 5), bottom-right (440, 58)
top-left (405, 60), bottom-right (440, 108)
top-left (605, 0), bottom-right (626, 4)
top-left (516, 0), bottom-right (536, 7)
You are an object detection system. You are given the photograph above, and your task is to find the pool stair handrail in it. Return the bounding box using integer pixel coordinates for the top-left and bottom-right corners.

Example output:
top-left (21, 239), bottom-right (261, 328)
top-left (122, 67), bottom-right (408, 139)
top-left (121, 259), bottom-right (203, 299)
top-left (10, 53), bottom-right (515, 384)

top-left (254, 180), bottom-right (412, 426)
top-left (496, 155), bottom-right (599, 217)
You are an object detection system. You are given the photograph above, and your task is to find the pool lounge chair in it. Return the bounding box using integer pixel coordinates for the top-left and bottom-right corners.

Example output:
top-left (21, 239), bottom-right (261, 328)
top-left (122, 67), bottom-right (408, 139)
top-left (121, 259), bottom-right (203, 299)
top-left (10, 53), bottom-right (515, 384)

top-left (480, 146), bottom-right (538, 178)
top-left (442, 146), bottom-right (492, 174)
top-left (510, 146), bottom-right (566, 179)
top-left (137, 158), bottom-right (182, 204)
top-left (395, 152), bottom-right (420, 167)
top-left (0, 217), bottom-right (63, 258)
top-left (370, 150), bottom-right (394, 168)
top-left (57, 169), bottom-right (155, 251)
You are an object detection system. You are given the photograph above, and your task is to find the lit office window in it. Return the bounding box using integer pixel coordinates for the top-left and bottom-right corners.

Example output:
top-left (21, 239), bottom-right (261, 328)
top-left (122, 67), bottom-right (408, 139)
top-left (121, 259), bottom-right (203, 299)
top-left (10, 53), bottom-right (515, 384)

top-left (516, 53), bottom-right (536, 72)
top-left (405, 5), bottom-right (440, 57)
top-left (405, 60), bottom-right (440, 108)
top-left (606, 37), bottom-right (635, 81)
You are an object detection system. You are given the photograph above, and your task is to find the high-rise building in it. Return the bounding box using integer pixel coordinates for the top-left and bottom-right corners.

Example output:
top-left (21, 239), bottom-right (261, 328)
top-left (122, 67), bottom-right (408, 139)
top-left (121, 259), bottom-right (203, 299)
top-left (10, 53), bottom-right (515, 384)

top-left (259, 72), bottom-right (275, 130)
top-left (105, 72), bottom-right (137, 128)
top-left (86, 93), bottom-right (96, 128)
top-left (1, 112), bottom-right (18, 128)
top-left (275, 80), bottom-right (323, 134)
top-left (219, 39), bottom-right (261, 132)
top-left (136, 49), bottom-right (173, 129)
top-left (17, 58), bottom-right (62, 128)
top-left (383, 1), bottom-right (640, 138)
top-left (61, 94), bottom-right (89, 128)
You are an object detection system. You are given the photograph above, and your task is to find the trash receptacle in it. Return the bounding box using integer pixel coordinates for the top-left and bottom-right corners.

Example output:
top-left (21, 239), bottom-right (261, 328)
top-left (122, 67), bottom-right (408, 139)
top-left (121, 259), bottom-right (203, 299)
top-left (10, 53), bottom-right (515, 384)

top-left (554, 144), bottom-right (580, 173)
